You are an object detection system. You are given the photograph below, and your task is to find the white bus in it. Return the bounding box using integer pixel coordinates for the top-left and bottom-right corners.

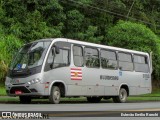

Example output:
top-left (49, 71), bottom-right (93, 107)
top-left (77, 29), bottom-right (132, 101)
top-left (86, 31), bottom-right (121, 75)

top-left (5, 38), bottom-right (152, 104)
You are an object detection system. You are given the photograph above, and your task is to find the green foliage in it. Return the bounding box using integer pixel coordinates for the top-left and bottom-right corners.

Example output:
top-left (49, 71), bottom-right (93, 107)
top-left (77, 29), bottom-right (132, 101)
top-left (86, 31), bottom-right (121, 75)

top-left (107, 20), bottom-right (160, 80)
top-left (0, 34), bottom-right (22, 81)
top-left (67, 10), bottom-right (84, 30)
top-left (77, 26), bottom-right (104, 43)
top-left (1, 0), bottom-right (64, 42)
top-left (65, 9), bottom-right (84, 38)
top-left (21, 10), bottom-right (62, 41)
top-left (107, 20), bottom-right (158, 51)
top-left (0, 0), bottom-right (160, 82)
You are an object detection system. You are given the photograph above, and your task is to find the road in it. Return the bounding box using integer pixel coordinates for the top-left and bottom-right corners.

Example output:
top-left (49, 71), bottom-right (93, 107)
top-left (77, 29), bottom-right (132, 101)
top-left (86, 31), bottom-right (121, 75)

top-left (0, 102), bottom-right (160, 111)
top-left (0, 102), bottom-right (160, 118)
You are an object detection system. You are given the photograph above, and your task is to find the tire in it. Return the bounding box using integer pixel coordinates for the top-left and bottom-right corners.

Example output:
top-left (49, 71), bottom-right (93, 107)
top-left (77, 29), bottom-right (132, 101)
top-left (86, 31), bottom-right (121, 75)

top-left (87, 97), bottom-right (102, 103)
top-left (49, 86), bottom-right (61, 104)
top-left (112, 88), bottom-right (127, 103)
top-left (19, 96), bottom-right (31, 104)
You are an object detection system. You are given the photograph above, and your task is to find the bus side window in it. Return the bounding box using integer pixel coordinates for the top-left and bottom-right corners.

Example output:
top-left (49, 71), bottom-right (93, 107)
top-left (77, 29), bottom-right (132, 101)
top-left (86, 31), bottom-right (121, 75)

top-left (53, 49), bottom-right (69, 68)
top-left (134, 55), bottom-right (149, 73)
top-left (85, 47), bottom-right (100, 68)
top-left (101, 50), bottom-right (117, 69)
top-left (47, 50), bottom-right (54, 64)
top-left (118, 52), bottom-right (133, 71)
top-left (44, 48), bottom-right (69, 71)
top-left (73, 45), bottom-right (84, 67)
top-left (44, 49), bottom-right (54, 71)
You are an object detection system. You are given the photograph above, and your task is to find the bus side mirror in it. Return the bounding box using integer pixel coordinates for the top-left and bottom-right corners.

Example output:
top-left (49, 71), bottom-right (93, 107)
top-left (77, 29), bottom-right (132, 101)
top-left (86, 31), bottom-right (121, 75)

top-left (55, 46), bottom-right (60, 54)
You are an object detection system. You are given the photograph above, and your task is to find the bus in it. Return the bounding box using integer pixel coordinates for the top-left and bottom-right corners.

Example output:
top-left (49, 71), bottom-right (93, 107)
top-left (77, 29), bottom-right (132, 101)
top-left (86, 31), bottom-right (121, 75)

top-left (5, 38), bottom-right (152, 104)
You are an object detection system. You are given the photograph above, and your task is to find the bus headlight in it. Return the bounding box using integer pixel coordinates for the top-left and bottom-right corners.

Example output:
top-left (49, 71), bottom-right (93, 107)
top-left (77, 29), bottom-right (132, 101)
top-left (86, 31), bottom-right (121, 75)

top-left (27, 78), bottom-right (41, 85)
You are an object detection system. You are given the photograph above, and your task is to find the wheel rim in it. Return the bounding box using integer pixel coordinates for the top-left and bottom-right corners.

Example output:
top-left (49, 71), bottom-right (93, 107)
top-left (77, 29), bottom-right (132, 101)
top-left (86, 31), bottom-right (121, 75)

top-left (120, 90), bottom-right (127, 101)
top-left (53, 90), bottom-right (60, 102)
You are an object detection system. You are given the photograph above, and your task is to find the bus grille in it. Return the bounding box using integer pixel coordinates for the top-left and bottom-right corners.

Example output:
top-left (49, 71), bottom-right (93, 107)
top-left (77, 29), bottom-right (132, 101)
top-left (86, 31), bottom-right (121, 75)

top-left (10, 86), bottom-right (31, 94)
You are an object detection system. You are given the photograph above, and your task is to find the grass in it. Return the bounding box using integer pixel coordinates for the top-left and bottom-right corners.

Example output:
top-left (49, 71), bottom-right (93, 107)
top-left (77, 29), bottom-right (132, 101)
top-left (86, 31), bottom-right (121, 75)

top-left (128, 97), bottom-right (160, 101)
top-left (0, 97), bottom-right (18, 102)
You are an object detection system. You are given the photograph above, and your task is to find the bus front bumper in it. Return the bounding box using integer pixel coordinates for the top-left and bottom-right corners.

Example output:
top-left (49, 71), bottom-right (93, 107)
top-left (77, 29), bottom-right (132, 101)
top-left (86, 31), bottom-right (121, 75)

top-left (5, 83), bottom-right (48, 97)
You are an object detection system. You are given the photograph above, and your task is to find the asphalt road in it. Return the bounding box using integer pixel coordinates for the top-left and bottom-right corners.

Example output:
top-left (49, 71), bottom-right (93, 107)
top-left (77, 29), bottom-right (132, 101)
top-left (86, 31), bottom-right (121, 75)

top-left (0, 102), bottom-right (160, 117)
top-left (0, 102), bottom-right (160, 114)
top-left (0, 102), bottom-right (160, 119)
top-left (0, 102), bottom-right (160, 111)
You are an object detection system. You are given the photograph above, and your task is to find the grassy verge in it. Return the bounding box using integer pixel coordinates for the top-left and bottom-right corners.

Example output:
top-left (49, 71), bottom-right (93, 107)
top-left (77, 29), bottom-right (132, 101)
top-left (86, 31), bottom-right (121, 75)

top-left (0, 97), bottom-right (18, 102)
top-left (128, 97), bottom-right (160, 101)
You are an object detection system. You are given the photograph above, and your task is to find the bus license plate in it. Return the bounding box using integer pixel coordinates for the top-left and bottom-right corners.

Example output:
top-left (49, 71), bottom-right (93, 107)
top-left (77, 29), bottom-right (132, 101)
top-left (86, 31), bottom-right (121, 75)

top-left (15, 90), bottom-right (22, 95)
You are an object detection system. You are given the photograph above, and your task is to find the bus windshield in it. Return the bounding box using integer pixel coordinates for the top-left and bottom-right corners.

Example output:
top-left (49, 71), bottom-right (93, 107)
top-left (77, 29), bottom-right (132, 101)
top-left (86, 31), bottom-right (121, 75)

top-left (10, 41), bottom-right (51, 70)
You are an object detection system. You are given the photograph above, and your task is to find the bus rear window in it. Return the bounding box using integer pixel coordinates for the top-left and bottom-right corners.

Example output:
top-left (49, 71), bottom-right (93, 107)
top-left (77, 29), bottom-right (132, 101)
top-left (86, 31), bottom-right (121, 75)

top-left (134, 55), bottom-right (149, 73)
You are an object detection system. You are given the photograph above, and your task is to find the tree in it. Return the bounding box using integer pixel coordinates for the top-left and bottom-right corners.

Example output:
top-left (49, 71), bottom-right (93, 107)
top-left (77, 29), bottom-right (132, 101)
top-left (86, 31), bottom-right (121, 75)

top-left (106, 20), bottom-right (160, 80)
top-left (64, 9), bottom-right (84, 39)
top-left (21, 10), bottom-right (62, 42)
top-left (77, 26), bottom-right (103, 43)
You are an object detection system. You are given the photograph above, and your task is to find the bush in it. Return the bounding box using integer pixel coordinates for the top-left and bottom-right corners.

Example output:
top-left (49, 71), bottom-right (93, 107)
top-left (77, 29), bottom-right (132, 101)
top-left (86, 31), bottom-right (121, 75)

top-left (0, 34), bottom-right (22, 81)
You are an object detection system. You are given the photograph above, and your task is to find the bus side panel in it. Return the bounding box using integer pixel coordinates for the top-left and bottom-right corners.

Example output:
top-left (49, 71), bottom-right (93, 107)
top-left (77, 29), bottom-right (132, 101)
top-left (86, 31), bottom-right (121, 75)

top-left (135, 72), bottom-right (151, 95)
top-left (67, 85), bottom-right (86, 96)
top-left (66, 67), bottom-right (105, 96)
top-left (43, 67), bottom-right (70, 95)
top-left (82, 68), bottom-right (120, 96)
top-left (129, 87), bottom-right (137, 95)
top-left (119, 71), bottom-right (140, 95)
top-left (104, 86), bottom-right (119, 96)
top-left (67, 67), bottom-right (106, 96)
top-left (121, 72), bottom-right (151, 95)
top-left (66, 85), bottom-right (104, 96)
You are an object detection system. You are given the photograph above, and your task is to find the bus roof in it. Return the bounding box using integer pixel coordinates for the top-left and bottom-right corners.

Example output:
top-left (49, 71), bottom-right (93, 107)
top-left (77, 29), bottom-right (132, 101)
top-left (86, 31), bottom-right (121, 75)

top-left (34, 38), bottom-right (149, 56)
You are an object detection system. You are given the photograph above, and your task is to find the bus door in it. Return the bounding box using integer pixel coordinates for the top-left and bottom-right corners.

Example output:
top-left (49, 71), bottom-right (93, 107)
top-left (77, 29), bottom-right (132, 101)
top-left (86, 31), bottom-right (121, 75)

top-left (43, 42), bottom-right (71, 95)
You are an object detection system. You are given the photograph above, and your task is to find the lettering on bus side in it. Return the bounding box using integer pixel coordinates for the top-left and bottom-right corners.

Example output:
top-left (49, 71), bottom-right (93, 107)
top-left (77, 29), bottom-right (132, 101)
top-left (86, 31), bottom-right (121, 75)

top-left (143, 74), bottom-right (150, 80)
top-left (100, 75), bottom-right (119, 80)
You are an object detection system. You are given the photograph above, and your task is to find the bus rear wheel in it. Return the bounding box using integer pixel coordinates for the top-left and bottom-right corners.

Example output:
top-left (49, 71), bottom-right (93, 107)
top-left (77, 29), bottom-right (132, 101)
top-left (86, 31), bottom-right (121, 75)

top-left (87, 97), bottom-right (102, 103)
top-left (19, 96), bottom-right (31, 104)
top-left (112, 88), bottom-right (127, 103)
top-left (49, 86), bottom-right (61, 104)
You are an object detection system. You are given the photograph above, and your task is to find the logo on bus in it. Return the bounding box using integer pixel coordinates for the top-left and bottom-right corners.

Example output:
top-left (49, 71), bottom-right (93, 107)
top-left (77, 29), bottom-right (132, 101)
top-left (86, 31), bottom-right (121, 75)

top-left (143, 74), bottom-right (150, 79)
top-left (70, 68), bottom-right (82, 80)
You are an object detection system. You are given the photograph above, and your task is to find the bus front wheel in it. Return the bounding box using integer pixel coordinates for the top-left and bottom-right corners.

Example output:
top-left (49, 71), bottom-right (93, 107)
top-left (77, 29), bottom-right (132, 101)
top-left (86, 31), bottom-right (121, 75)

top-left (112, 88), bottom-right (127, 103)
top-left (49, 86), bottom-right (61, 104)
